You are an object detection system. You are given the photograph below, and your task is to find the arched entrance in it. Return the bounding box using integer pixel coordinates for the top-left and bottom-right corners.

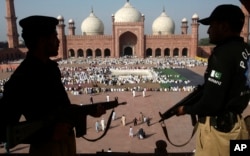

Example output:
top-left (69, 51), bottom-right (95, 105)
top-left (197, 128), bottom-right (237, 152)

top-left (124, 47), bottom-right (133, 56)
top-left (155, 48), bottom-right (161, 57)
top-left (164, 48), bottom-right (170, 57)
top-left (68, 49), bottom-right (75, 57)
top-left (146, 48), bottom-right (152, 57)
top-left (86, 49), bottom-right (93, 58)
top-left (173, 48), bottom-right (179, 57)
top-left (77, 49), bottom-right (84, 57)
top-left (119, 31), bottom-right (137, 57)
top-left (182, 48), bottom-right (188, 56)
top-left (104, 49), bottom-right (111, 57)
top-left (95, 49), bottom-right (102, 57)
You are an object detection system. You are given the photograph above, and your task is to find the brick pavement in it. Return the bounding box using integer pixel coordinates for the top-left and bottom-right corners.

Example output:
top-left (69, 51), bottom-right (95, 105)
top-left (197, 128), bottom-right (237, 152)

top-left (1, 91), bottom-right (250, 154)
top-left (1, 66), bottom-right (250, 154)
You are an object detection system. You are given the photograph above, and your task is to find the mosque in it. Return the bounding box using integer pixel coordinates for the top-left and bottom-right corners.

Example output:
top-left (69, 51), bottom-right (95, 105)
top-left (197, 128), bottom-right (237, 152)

top-left (1, 0), bottom-right (249, 62)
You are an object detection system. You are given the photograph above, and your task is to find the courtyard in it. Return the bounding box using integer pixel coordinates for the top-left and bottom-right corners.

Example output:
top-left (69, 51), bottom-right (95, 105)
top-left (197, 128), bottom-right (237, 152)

top-left (0, 59), bottom-right (249, 154)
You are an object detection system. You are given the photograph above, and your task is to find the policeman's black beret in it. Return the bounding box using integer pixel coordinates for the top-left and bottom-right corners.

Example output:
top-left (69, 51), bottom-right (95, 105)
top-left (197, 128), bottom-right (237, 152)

top-left (19, 15), bottom-right (59, 36)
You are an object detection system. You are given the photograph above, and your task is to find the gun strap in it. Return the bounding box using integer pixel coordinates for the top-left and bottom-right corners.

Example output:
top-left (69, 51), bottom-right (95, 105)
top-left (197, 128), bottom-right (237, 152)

top-left (244, 115), bottom-right (250, 132)
top-left (160, 121), bottom-right (198, 147)
top-left (81, 109), bottom-right (114, 142)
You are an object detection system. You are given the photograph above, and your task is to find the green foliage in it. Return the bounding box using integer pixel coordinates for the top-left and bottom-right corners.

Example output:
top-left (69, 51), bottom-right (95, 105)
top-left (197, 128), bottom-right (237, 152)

top-left (198, 38), bottom-right (211, 46)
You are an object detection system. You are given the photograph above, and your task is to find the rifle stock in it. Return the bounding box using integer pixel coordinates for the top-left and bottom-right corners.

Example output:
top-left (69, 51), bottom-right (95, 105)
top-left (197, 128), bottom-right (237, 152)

top-left (159, 85), bottom-right (203, 123)
top-left (6, 120), bottom-right (48, 149)
top-left (6, 97), bottom-right (126, 149)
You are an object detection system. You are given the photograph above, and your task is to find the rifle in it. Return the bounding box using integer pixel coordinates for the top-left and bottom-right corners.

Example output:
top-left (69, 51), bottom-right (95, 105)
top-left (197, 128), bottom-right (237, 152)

top-left (159, 85), bottom-right (203, 123)
top-left (5, 97), bottom-right (126, 149)
top-left (158, 85), bottom-right (203, 147)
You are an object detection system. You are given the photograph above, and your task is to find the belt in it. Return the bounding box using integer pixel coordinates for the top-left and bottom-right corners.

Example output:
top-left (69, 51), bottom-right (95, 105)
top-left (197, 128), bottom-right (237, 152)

top-left (198, 112), bottom-right (241, 132)
top-left (198, 116), bottom-right (219, 127)
top-left (198, 116), bottom-right (225, 127)
top-left (198, 112), bottom-right (240, 124)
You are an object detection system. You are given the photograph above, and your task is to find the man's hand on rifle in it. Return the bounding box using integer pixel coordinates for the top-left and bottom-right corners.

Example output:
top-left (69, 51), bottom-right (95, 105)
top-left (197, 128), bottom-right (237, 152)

top-left (176, 106), bottom-right (185, 116)
top-left (88, 103), bottom-right (106, 117)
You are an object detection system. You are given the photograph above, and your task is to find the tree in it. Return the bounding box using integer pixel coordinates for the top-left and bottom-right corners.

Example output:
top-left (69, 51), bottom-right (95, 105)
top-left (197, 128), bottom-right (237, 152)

top-left (199, 38), bottom-right (213, 46)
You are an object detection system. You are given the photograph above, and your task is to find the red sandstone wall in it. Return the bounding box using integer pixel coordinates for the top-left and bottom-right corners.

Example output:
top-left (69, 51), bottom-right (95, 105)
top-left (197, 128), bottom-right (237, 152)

top-left (0, 63), bottom-right (19, 71)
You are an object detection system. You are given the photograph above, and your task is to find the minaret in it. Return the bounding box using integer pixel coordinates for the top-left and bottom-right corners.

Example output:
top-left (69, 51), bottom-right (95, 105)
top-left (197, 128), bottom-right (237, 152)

top-left (190, 13), bottom-right (199, 58)
top-left (68, 19), bottom-right (75, 36)
top-left (181, 18), bottom-right (188, 34)
top-left (5, 0), bottom-right (19, 48)
top-left (57, 15), bottom-right (67, 59)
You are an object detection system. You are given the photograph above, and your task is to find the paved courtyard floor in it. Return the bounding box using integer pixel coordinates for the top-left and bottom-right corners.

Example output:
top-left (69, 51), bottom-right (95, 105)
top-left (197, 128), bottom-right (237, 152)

top-left (1, 90), bottom-right (250, 154)
top-left (0, 66), bottom-right (250, 154)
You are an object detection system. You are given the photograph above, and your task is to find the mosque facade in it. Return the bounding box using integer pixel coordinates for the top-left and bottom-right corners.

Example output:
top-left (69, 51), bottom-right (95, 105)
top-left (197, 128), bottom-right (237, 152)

top-left (1, 0), bottom-right (249, 61)
top-left (57, 0), bottom-right (201, 59)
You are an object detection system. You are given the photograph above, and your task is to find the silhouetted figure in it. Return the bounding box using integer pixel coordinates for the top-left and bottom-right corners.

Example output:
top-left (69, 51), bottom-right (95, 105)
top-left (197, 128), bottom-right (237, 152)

top-left (0, 15), bottom-right (106, 156)
top-left (133, 117), bottom-right (138, 126)
top-left (137, 127), bottom-right (146, 139)
top-left (90, 96), bottom-right (93, 104)
top-left (146, 117), bottom-right (150, 126)
top-left (154, 140), bottom-right (168, 156)
top-left (176, 5), bottom-right (250, 156)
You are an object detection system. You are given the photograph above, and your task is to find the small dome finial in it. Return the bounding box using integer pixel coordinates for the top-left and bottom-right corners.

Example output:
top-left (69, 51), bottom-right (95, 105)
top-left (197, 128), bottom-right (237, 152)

top-left (163, 6), bottom-right (165, 13)
top-left (91, 6), bottom-right (93, 13)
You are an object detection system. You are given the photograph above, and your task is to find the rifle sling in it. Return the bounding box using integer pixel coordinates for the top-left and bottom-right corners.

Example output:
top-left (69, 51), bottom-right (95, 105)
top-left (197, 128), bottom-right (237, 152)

top-left (81, 109), bottom-right (114, 142)
top-left (160, 120), bottom-right (198, 147)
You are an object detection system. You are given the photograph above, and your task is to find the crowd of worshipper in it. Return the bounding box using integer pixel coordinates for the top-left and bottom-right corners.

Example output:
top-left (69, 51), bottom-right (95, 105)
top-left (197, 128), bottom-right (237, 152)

top-left (58, 57), bottom-right (207, 95)
top-left (0, 57), bottom-right (207, 94)
top-left (58, 56), bottom-right (207, 68)
top-left (0, 78), bottom-right (8, 94)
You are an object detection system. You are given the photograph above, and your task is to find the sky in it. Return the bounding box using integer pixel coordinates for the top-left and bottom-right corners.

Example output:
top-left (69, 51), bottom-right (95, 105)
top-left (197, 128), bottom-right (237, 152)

top-left (0, 0), bottom-right (242, 42)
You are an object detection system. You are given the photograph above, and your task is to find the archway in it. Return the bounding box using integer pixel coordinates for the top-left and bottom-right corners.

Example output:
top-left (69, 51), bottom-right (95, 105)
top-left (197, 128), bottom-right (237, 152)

top-left (119, 31), bottom-right (137, 57)
top-left (104, 49), bottom-right (111, 57)
top-left (155, 48), bottom-right (161, 57)
top-left (173, 48), bottom-right (179, 57)
top-left (124, 47), bottom-right (133, 56)
top-left (95, 49), bottom-right (102, 57)
top-left (182, 48), bottom-right (188, 56)
top-left (164, 48), bottom-right (170, 57)
top-left (146, 48), bottom-right (152, 57)
top-left (77, 49), bottom-right (84, 57)
top-left (68, 49), bottom-right (75, 57)
top-left (86, 49), bottom-right (93, 58)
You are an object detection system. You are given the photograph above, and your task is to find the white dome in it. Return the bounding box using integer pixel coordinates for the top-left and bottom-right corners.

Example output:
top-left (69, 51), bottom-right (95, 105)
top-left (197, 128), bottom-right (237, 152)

top-left (152, 10), bottom-right (175, 35)
top-left (81, 10), bottom-right (104, 35)
top-left (192, 13), bottom-right (199, 19)
top-left (68, 19), bottom-right (74, 24)
top-left (57, 15), bottom-right (64, 20)
top-left (114, 1), bottom-right (142, 22)
top-left (182, 18), bottom-right (187, 22)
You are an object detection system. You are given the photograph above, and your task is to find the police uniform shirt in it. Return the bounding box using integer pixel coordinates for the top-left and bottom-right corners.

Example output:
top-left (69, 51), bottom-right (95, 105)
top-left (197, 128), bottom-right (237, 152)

top-left (184, 36), bottom-right (250, 116)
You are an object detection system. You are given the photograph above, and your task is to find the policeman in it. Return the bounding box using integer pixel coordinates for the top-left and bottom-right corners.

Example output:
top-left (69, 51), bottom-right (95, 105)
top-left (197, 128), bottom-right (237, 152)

top-left (0, 15), bottom-right (105, 156)
top-left (176, 5), bottom-right (250, 156)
